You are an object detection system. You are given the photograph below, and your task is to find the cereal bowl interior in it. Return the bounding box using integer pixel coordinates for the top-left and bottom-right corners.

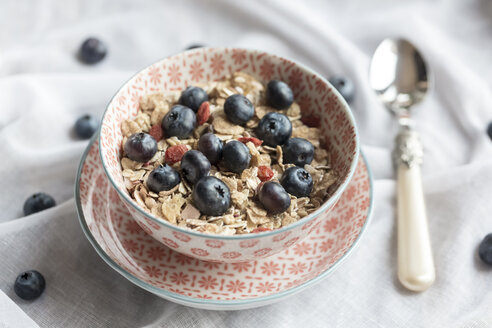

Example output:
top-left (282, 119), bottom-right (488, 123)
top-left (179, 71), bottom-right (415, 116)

top-left (99, 48), bottom-right (359, 262)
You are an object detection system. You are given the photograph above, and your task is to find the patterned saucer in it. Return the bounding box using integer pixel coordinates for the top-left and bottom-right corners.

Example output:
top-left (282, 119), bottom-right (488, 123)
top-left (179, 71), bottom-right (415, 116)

top-left (75, 136), bottom-right (373, 310)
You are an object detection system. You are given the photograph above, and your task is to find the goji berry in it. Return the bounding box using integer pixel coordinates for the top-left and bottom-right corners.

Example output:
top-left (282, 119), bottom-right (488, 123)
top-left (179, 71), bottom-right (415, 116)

top-left (301, 114), bottom-right (321, 128)
top-left (238, 137), bottom-right (263, 147)
top-left (257, 166), bottom-right (274, 182)
top-left (149, 124), bottom-right (164, 141)
top-left (196, 101), bottom-right (210, 125)
top-left (165, 144), bottom-right (188, 164)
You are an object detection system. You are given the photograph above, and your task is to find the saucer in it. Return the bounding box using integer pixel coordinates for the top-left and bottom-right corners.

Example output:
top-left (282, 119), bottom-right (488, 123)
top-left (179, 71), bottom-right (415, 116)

top-left (75, 135), bottom-right (373, 310)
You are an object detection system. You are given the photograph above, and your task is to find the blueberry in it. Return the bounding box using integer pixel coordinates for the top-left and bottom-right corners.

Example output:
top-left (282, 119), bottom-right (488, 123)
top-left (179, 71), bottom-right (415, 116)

top-left (124, 133), bottom-right (157, 163)
top-left (222, 140), bottom-right (251, 174)
top-left (224, 94), bottom-right (255, 125)
top-left (198, 133), bottom-right (223, 165)
top-left (179, 86), bottom-right (208, 112)
top-left (328, 75), bottom-right (355, 103)
top-left (282, 138), bottom-right (314, 167)
top-left (280, 166), bottom-right (313, 198)
top-left (255, 112), bottom-right (292, 147)
top-left (479, 233), bottom-right (492, 265)
top-left (14, 270), bottom-right (46, 300)
top-left (193, 176), bottom-right (231, 216)
top-left (180, 150), bottom-right (211, 184)
top-left (23, 193), bottom-right (56, 216)
top-left (487, 122), bottom-right (492, 141)
top-left (186, 44), bottom-right (205, 50)
top-left (74, 114), bottom-right (99, 139)
top-left (266, 80), bottom-right (294, 110)
top-left (162, 105), bottom-right (196, 139)
top-left (258, 182), bottom-right (291, 214)
top-left (78, 37), bottom-right (107, 64)
top-left (147, 165), bottom-right (181, 193)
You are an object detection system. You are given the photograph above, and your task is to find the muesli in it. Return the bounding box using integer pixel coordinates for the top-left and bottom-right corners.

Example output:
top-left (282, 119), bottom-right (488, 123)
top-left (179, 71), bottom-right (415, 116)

top-left (120, 72), bottom-right (337, 235)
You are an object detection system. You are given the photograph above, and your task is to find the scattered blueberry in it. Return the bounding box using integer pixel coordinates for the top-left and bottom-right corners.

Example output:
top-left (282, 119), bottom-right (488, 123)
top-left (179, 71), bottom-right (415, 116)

top-left (193, 176), bottom-right (231, 216)
top-left (224, 94), bottom-right (255, 125)
top-left (162, 105), bottom-right (196, 139)
top-left (258, 181), bottom-right (291, 214)
top-left (23, 193), bottom-right (56, 216)
top-left (479, 233), bottom-right (492, 265)
top-left (222, 140), bottom-right (251, 174)
top-left (255, 112), bottom-right (292, 147)
top-left (124, 133), bottom-right (157, 163)
top-left (78, 37), bottom-right (107, 64)
top-left (328, 75), bottom-right (355, 103)
top-left (180, 150), bottom-right (211, 184)
top-left (147, 165), bottom-right (181, 193)
top-left (198, 133), bottom-right (223, 165)
top-left (179, 86), bottom-right (208, 112)
top-left (74, 114), bottom-right (99, 139)
top-left (282, 138), bottom-right (314, 167)
top-left (487, 122), bottom-right (492, 141)
top-left (186, 44), bottom-right (205, 50)
top-left (14, 270), bottom-right (46, 300)
top-left (266, 80), bottom-right (294, 110)
top-left (280, 166), bottom-right (313, 198)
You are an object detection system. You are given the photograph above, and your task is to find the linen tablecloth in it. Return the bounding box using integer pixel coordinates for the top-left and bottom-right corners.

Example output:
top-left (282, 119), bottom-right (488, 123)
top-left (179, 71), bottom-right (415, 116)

top-left (1, 0), bottom-right (491, 327)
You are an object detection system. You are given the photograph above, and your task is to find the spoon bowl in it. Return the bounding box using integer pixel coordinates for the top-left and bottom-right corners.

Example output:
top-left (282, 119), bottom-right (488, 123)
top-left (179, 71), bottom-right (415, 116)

top-left (369, 38), bottom-right (429, 114)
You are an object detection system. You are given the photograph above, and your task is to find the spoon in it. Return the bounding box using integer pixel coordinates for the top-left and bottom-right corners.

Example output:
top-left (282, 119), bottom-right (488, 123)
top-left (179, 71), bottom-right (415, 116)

top-left (369, 38), bottom-right (435, 292)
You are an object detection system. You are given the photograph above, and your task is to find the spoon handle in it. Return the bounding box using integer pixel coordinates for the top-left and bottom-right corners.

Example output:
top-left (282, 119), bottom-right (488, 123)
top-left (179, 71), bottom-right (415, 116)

top-left (394, 128), bottom-right (435, 292)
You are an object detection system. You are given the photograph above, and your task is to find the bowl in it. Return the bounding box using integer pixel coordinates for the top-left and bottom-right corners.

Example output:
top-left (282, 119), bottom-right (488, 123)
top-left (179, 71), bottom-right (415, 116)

top-left (99, 47), bottom-right (359, 263)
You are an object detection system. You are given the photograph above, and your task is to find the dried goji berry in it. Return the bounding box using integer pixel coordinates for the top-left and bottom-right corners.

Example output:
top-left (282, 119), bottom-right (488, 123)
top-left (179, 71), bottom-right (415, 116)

top-left (149, 124), bottom-right (164, 141)
top-left (251, 227), bottom-right (271, 233)
top-left (257, 166), bottom-right (274, 182)
top-left (196, 101), bottom-right (210, 125)
top-left (238, 137), bottom-right (263, 147)
top-left (165, 144), bottom-right (188, 164)
top-left (301, 115), bottom-right (321, 128)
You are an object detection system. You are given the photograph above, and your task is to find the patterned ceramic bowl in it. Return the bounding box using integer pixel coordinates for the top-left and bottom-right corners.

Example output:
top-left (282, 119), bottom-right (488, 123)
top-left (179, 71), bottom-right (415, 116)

top-left (99, 47), bottom-right (359, 263)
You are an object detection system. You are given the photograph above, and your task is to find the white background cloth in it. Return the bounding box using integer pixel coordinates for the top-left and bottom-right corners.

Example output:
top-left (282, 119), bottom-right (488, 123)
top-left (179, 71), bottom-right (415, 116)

top-left (1, 0), bottom-right (491, 327)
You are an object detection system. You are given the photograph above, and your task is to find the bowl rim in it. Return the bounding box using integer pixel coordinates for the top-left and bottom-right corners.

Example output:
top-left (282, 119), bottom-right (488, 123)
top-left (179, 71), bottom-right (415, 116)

top-left (77, 134), bottom-right (373, 306)
top-left (98, 46), bottom-right (360, 240)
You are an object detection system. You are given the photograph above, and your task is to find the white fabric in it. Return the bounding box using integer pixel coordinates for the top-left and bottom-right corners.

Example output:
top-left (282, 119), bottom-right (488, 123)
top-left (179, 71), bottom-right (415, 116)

top-left (1, 0), bottom-right (492, 326)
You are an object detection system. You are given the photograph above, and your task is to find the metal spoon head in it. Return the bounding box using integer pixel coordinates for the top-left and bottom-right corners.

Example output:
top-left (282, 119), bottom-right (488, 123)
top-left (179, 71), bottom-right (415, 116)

top-left (369, 38), bottom-right (429, 114)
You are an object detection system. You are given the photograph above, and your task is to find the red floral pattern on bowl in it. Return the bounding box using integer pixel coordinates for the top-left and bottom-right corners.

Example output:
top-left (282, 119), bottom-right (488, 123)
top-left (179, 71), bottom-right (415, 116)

top-left (98, 47), bottom-right (359, 262)
top-left (76, 137), bottom-right (372, 309)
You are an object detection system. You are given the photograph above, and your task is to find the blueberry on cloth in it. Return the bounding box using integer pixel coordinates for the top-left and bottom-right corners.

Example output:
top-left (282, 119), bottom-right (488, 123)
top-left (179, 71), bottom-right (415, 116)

top-left (479, 233), bottom-right (492, 265)
top-left (328, 75), bottom-right (355, 103)
top-left (23, 193), bottom-right (56, 216)
top-left (14, 270), bottom-right (46, 300)
top-left (78, 37), bottom-right (107, 64)
top-left (186, 44), bottom-right (205, 50)
top-left (486, 122), bottom-right (492, 141)
top-left (74, 114), bottom-right (99, 139)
